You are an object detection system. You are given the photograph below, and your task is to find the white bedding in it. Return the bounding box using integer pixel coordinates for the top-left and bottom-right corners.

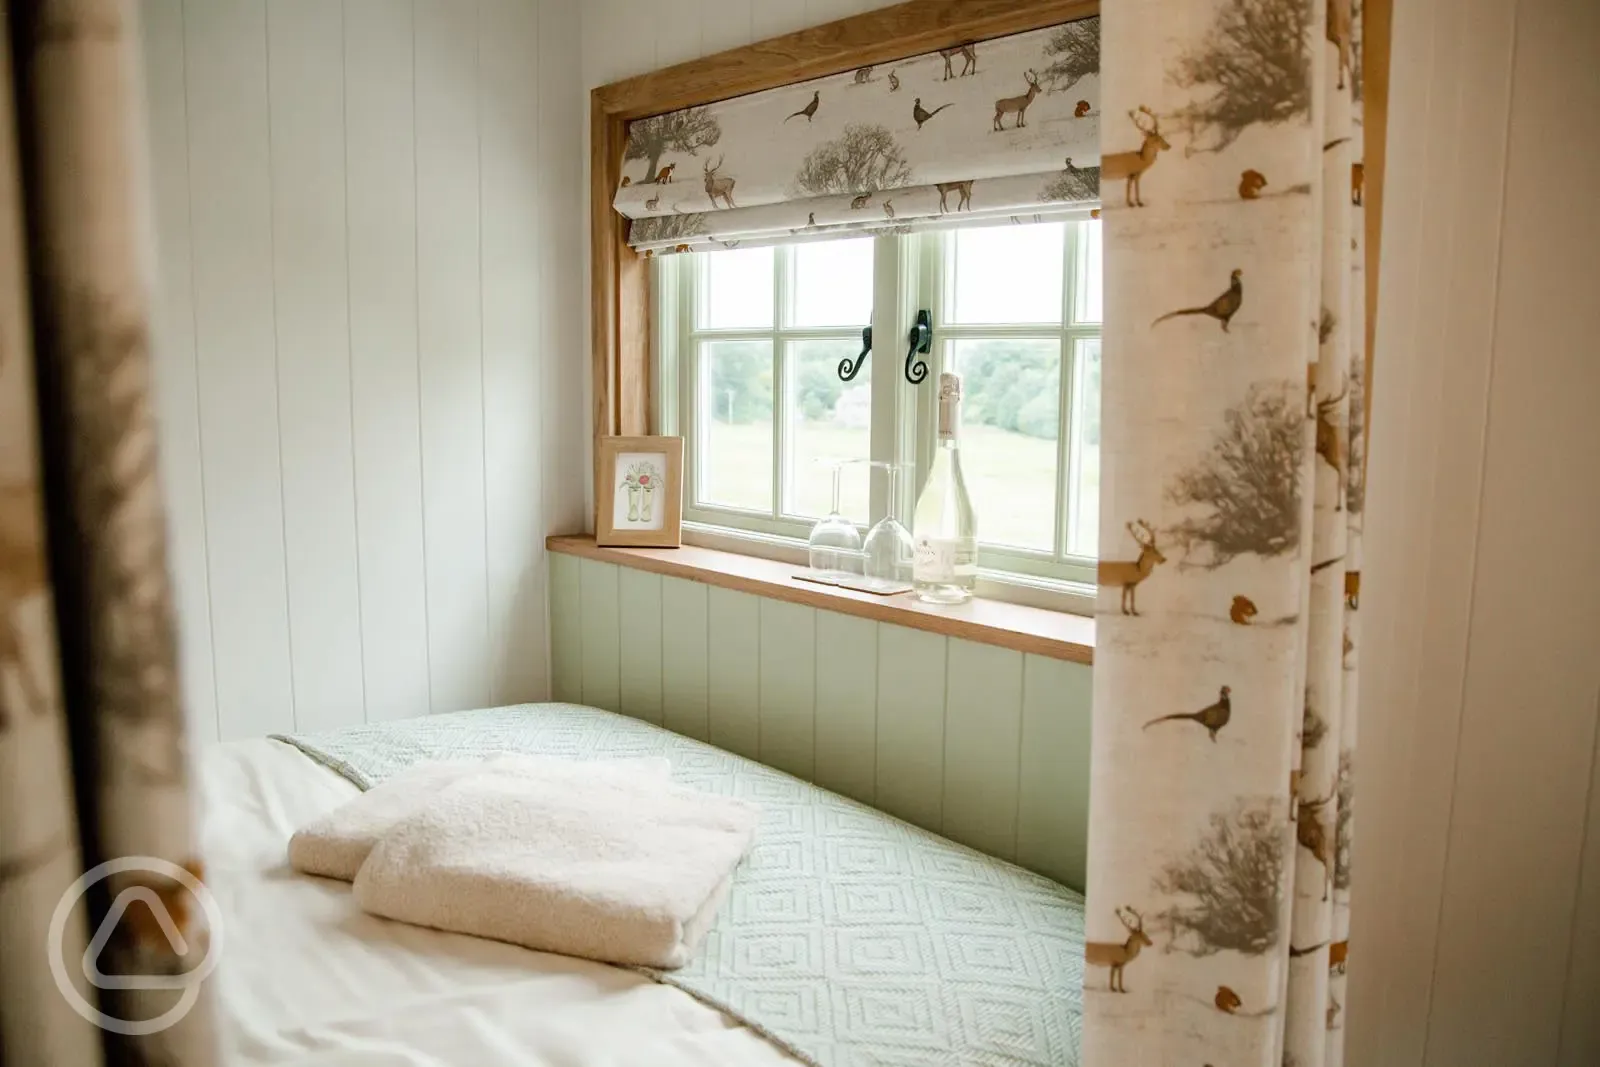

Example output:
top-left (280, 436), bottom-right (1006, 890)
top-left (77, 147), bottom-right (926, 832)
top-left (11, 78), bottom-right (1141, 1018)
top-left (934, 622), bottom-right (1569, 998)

top-left (200, 738), bottom-right (801, 1067)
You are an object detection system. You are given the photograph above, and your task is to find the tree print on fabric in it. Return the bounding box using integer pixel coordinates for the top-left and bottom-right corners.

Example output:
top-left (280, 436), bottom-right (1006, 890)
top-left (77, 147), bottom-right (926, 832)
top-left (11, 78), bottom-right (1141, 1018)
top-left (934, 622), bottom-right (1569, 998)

top-left (1350, 0), bottom-right (1366, 102)
top-left (1296, 791), bottom-right (1335, 901)
top-left (1346, 352), bottom-right (1366, 514)
top-left (630, 212), bottom-right (709, 245)
top-left (57, 293), bottom-right (192, 787)
top-left (1168, 0), bottom-right (1313, 154)
top-left (792, 123), bottom-right (913, 196)
top-left (1165, 381), bottom-right (1306, 568)
top-left (1334, 750), bottom-right (1354, 891)
top-left (1040, 158), bottom-right (1100, 201)
top-left (625, 107), bottom-right (723, 183)
top-left (1154, 798), bottom-right (1284, 957)
top-left (0, 481), bottom-right (49, 724)
top-left (1042, 16), bottom-right (1100, 92)
top-left (1300, 693), bottom-right (1330, 750)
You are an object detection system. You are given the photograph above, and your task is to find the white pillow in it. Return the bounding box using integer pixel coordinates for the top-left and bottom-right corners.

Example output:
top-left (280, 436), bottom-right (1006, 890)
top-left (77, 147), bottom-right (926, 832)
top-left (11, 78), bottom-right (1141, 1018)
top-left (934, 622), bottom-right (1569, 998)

top-left (287, 754), bottom-right (672, 881)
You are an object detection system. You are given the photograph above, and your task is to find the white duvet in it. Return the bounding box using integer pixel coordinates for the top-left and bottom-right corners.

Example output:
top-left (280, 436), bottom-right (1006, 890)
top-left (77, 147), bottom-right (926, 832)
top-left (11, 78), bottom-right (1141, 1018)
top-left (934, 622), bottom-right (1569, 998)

top-left (199, 738), bottom-right (801, 1067)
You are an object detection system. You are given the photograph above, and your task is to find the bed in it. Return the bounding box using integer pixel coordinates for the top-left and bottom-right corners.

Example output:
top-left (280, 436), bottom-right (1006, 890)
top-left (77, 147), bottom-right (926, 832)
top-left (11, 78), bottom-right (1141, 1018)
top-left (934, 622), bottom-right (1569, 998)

top-left (200, 704), bottom-right (1085, 1066)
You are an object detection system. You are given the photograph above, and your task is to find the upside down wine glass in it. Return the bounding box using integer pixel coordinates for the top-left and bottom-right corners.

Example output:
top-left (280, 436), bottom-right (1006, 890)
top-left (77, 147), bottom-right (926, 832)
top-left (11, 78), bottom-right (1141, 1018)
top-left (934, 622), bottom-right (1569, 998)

top-left (862, 462), bottom-right (915, 585)
top-left (806, 461), bottom-right (862, 580)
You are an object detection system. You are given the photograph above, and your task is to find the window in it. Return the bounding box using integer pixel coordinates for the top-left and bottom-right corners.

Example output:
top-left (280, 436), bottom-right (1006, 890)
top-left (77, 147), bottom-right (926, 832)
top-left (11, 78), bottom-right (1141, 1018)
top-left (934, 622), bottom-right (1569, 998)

top-left (659, 219), bottom-right (1102, 604)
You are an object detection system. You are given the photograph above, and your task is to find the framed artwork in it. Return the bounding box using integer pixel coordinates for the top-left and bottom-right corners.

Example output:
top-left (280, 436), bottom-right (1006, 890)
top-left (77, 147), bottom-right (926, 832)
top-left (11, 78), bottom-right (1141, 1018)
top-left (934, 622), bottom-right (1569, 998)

top-left (596, 436), bottom-right (684, 547)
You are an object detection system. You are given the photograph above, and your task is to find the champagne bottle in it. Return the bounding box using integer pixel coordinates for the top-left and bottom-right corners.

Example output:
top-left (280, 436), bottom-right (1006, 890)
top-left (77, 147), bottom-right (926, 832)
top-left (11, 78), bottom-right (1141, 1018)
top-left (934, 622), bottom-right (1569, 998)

top-left (912, 372), bottom-right (978, 603)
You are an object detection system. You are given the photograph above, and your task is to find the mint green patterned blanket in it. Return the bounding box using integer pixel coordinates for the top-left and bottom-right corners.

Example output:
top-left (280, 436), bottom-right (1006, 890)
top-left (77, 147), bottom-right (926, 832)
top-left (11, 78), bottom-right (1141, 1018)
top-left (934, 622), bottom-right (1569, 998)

top-left (275, 703), bottom-right (1083, 1066)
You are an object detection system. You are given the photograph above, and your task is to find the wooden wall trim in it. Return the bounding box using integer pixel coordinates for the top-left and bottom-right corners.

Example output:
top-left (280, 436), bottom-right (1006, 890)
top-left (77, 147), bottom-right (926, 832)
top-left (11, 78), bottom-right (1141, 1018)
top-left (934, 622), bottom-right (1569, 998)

top-left (596, 0), bottom-right (1099, 120)
top-left (1364, 0), bottom-right (1392, 423)
top-left (590, 96), bottom-right (616, 528)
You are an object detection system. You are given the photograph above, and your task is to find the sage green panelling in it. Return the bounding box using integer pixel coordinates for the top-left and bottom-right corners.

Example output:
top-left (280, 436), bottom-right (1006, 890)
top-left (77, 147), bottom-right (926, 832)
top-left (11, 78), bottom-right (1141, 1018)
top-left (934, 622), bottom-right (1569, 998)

top-left (559, 557), bottom-right (1093, 888)
top-left (757, 598), bottom-right (816, 781)
top-left (659, 575), bottom-right (709, 741)
top-left (617, 568), bottom-right (663, 725)
top-left (1016, 654), bottom-right (1093, 891)
top-left (706, 587), bottom-right (760, 760)
top-left (874, 625), bottom-right (948, 834)
top-left (549, 552), bottom-right (582, 702)
top-left (578, 558), bottom-right (620, 709)
top-left (813, 610), bottom-right (878, 806)
top-left (942, 640), bottom-right (1024, 863)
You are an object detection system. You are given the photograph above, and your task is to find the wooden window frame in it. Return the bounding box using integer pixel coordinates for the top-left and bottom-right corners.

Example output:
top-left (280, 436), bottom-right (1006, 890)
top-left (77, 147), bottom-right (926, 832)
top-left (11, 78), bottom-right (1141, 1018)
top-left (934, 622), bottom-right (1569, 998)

top-left (588, 0), bottom-right (1389, 534)
top-left (589, 0), bottom-right (1102, 532)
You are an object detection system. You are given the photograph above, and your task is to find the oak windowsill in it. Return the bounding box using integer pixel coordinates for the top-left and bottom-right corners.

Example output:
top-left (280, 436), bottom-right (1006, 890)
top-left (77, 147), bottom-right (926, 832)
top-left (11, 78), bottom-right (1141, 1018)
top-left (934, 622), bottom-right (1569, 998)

top-left (547, 535), bottom-right (1094, 665)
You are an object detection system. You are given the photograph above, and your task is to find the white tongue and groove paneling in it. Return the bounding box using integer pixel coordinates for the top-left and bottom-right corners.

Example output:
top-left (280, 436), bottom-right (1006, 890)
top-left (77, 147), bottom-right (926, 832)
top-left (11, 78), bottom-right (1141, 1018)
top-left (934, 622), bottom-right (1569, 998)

top-left (141, 0), bottom-right (577, 737)
top-left (267, 0), bottom-right (365, 735)
top-left (1349, 1), bottom-right (1600, 1063)
top-left (415, 0), bottom-right (490, 714)
top-left (181, 0), bottom-right (294, 742)
top-left (481, 0), bottom-right (551, 707)
top-left (343, 0), bottom-right (430, 724)
top-left (141, 0), bottom-right (217, 741)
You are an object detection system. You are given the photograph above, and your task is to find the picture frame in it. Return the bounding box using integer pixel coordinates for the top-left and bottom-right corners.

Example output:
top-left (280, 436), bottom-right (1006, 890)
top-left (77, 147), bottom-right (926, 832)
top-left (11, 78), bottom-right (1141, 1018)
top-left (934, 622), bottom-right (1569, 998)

top-left (595, 436), bottom-right (684, 547)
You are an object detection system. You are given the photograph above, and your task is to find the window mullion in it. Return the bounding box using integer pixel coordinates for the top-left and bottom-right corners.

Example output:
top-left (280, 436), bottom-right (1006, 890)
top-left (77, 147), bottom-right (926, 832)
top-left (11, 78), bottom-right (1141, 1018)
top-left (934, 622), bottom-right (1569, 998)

top-left (912, 232), bottom-right (944, 506)
top-left (1056, 225), bottom-right (1079, 560)
top-left (681, 256), bottom-right (701, 507)
top-left (1057, 331), bottom-right (1075, 563)
top-left (771, 248), bottom-right (789, 521)
top-left (869, 233), bottom-right (913, 528)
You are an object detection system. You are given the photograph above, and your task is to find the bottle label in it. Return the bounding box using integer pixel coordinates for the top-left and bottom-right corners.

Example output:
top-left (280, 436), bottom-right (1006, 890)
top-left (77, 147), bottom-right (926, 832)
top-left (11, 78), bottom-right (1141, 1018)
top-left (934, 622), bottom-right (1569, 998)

top-left (914, 537), bottom-right (975, 582)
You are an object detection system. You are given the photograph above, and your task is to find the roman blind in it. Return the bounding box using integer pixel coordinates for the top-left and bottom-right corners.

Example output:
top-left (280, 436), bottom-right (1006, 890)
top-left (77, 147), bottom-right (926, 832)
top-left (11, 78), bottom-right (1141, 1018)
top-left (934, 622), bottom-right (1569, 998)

top-left (613, 15), bottom-right (1101, 255)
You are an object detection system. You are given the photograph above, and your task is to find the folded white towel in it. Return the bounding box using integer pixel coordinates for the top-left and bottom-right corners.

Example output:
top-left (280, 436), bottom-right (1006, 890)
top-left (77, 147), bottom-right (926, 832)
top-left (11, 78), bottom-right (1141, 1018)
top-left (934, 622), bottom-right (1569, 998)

top-left (351, 767), bottom-right (759, 969)
top-left (289, 754), bottom-right (672, 881)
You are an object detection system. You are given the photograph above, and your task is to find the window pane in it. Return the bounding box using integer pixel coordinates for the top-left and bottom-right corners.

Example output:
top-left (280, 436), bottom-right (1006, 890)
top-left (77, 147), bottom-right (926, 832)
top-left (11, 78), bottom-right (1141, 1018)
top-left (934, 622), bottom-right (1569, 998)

top-left (1067, 338), bottom-right (1101, 557)
top-left (785, 339), bottom-right (871, 522)
top-left (699, 339), bottom-right (773, 512)
top-left (790, 238), bottom-right (874, 328)
top-left (949, 224), bottom-right (1064, 325)
top-left (948, 338), bottom-right (1060, 552)
top-left (1076, 220), bottom-right (1103, 324)
top-left (702, 247), bottom-right (773, 330)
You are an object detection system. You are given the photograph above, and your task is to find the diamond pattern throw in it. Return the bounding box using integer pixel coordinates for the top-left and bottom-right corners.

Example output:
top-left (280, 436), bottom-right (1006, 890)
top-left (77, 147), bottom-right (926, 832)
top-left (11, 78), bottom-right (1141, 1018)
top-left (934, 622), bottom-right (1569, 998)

top-left (276, 703), bottom-right (1084, 1066)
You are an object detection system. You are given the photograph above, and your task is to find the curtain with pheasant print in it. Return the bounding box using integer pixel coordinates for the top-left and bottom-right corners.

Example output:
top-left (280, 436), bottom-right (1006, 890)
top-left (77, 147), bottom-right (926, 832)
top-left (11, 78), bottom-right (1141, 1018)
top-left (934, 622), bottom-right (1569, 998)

top-left (613, 17), bottom-right (1103, 255)
top-left (0, 3), bottom-right (218, 1064)
top-left (1083, 1), bottom-right (1366, 1065)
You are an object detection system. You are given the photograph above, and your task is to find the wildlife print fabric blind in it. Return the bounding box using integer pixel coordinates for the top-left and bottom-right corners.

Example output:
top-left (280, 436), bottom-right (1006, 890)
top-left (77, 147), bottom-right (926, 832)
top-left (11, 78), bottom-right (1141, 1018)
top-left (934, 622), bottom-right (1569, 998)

top-left (613, 16), bottom-right (1102, 254)
top-left (1084, 0), bottom-right (1365, 1065)
top-left (0, 2), bottom-right (218, 1064)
